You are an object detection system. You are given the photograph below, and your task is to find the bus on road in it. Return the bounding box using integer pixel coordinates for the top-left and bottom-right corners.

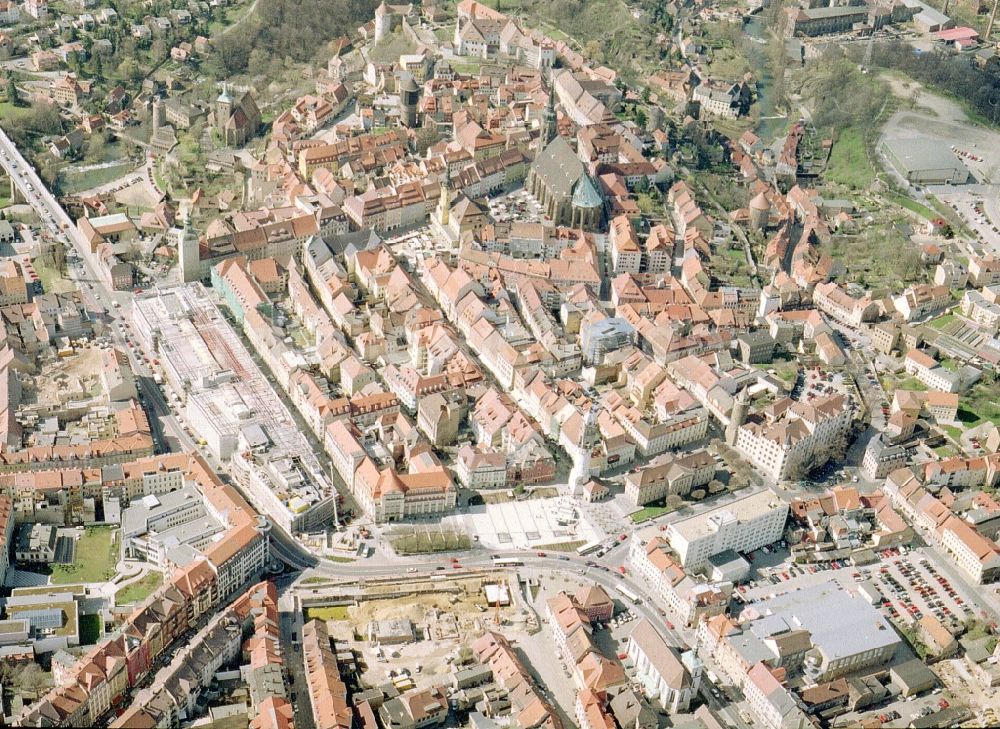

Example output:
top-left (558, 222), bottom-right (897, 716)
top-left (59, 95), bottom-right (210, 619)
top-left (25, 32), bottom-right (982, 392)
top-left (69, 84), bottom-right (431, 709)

top-left (492, 556), bottom-right (523, 567)
top-left (576, 540), bottom-right (602, 556)
top-left (616, 584), bottom-right (641, 604)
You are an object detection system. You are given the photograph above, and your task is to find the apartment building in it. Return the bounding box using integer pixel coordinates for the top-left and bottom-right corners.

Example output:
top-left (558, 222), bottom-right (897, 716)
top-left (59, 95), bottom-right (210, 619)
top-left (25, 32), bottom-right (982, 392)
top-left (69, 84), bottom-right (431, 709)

top-left (624, 450), bottom-right (715, 507)
top-left (903, 349), bottom-right (960, 393)
top-left (666, 489), bottom-right (788, 570)
top-left (969, 255), bottom-right (1000, 288)
top-left (100, 347), bottom-right (138, 402)
top-left (734, 394), bottom-right (853, 482)
top-left (629, 536), bottom-right (730, 626)
top-left (893, 283), bottom-right (951, 322)
top-left (744, 663), bottom-right (810, 729)
top-left (302, 619), bottom-right (353, 729)
top-left (610, 215), bottom-right (642, 274)
top-left (962, 289), bottom-right (1000, 333)
top-left (812, 282), bottom-right (876, 328)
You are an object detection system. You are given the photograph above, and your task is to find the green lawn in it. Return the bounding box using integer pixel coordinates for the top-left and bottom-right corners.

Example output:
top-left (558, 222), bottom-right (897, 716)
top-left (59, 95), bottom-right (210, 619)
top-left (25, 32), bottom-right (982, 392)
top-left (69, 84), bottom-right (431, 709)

top-left (59, 163), bottom-right (132, 195)
top-left (115, 572), bottom-right (162, 605)
top-left (534, 540), bottom-right (587, 552)
top-left (930, 314), bottom-right (956, 330)
top-left (391, 530), bottom-right (471, 555)
top-left (941, 424), bottom-right (963, 442)
top-left (888, 193), bottom-right (937, 220)
top-left (892, 377), bottom-right (928, 393)
top-left (825, 128), bottom-right (874, 190)
top-left (34, 261), bottom-right (75, 295)
top-left (959, 382), bottom-right (1000, 428)
top-left (630, 505), bottom-right (675, 523)
top-left (78, 614), bottom-right (103, 645)
top-left (51, 527), bottom-right (119, 584)
top-left (305, 605), bottom-right (350, 621)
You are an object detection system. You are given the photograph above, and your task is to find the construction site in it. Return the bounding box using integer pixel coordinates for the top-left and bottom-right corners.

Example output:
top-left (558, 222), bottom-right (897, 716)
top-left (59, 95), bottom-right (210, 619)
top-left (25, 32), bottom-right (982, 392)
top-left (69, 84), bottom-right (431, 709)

top-left (302, 571), bottom-right (538, 693)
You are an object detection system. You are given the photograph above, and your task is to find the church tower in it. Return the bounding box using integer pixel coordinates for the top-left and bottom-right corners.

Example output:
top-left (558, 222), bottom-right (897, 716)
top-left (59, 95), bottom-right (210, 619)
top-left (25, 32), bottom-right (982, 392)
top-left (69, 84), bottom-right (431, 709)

top-left (569, 405), bottom-right (601, 497)
top-left (216, 84), bottom-right (233, 134)
top-left (437, 172), bottom-right (452, 228)
top-left (178, 205), bottom-right (200, 283)
top-left (540, 80), bottom-right (557, 146)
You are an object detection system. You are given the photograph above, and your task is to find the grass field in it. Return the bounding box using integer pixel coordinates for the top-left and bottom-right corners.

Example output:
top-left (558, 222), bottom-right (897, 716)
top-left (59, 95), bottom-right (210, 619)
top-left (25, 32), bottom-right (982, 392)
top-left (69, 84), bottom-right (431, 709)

top-left (34, 261), bottom-right (75, 295)
top-left (305, 605), bottom-right (350, 621)
top-left (51, 527), bottom-right (119, 585)
top-left (825, 128), bottom-right (874, 190)
top-left (889, 193), bottom-right (937, 220)
top-left (941, 424), bottom-right (963, 442)
top-left (630, 505), bottom-right (675, 523)
top-left (534, 540), bottom-right (587, 552)
top-left (58, 163), bottom-right (132, 195)
top-left (78, 614), bottom-right (103, 645)
top-left (391, 530), bottom-right (471, 555)
top-left (930, 314), bottom-right (956, 330)
top-left (956, 381), bottom-right (1000, 428)
top-left (115, 572), bottom-right (162, 605)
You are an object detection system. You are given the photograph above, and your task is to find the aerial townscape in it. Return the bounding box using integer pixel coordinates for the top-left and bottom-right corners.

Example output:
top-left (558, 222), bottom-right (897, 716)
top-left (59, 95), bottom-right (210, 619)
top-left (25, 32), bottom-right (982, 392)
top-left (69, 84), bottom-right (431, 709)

top-left (3, 0), bottom-right (1000, 726)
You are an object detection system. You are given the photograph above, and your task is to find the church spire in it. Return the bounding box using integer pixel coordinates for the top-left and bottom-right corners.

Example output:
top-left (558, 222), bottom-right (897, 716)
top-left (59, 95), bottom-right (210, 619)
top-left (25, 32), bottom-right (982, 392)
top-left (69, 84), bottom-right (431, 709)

top-left (541, 70), bottom-right (557, 145)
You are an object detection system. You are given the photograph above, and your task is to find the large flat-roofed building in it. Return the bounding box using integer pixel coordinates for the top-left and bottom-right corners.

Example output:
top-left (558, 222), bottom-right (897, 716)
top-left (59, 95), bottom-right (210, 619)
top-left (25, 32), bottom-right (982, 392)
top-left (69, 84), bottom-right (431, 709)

top-left (132, 284), bottom-right (337, 534)
top-left (881, 138), bottom-right (970, 185)
top-left (739, 580), bottom-right (900, 681)
top-left (122, 485), bottom-right (225, 569)
top-left (666, 489), bottom-right (788, 570)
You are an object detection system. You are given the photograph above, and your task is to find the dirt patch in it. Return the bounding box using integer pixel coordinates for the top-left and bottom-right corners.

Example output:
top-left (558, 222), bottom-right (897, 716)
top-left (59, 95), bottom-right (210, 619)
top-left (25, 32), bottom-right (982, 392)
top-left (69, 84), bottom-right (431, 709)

top-left (316, 577), bottom-right (531, 692)
top-left (31, 347), bottom-right (104, 407)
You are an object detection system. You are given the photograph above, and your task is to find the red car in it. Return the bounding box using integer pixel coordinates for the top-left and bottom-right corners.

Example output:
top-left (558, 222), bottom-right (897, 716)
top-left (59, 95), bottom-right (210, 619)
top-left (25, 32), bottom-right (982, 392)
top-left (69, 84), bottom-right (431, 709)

top-left (537, 552), bottom-right (546, 557)
top-left (618, 566), bottom-right (627, 575)
top-left (938, 699), bottom-right (949, 709)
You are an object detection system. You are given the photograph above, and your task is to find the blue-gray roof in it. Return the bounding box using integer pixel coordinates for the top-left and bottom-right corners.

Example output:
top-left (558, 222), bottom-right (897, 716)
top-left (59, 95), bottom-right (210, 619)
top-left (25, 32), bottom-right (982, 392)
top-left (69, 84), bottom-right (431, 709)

top-left (572, 174), bottom-right (603, 209)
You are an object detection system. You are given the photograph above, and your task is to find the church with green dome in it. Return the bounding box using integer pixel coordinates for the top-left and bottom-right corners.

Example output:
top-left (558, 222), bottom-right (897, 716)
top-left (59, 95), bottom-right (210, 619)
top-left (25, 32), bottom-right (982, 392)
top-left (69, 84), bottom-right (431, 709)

top-left (525, 135), bottom-right (604, 231)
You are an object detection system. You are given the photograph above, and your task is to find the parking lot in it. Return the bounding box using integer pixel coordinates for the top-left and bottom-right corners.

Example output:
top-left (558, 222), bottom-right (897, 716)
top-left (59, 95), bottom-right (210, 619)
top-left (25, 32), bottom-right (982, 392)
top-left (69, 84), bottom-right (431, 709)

top-left (798, 365), bottom-right (853, 403)
top-left (870, 551), bottom-right (977, 629)
top-left (932, 186), bottom-right (1000, 254)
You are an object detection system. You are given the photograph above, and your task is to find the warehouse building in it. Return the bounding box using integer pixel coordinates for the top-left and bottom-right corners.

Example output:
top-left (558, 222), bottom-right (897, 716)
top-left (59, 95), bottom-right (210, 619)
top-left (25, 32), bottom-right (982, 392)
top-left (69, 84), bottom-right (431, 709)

top-left (881, 138), bottom-right (970, 185)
